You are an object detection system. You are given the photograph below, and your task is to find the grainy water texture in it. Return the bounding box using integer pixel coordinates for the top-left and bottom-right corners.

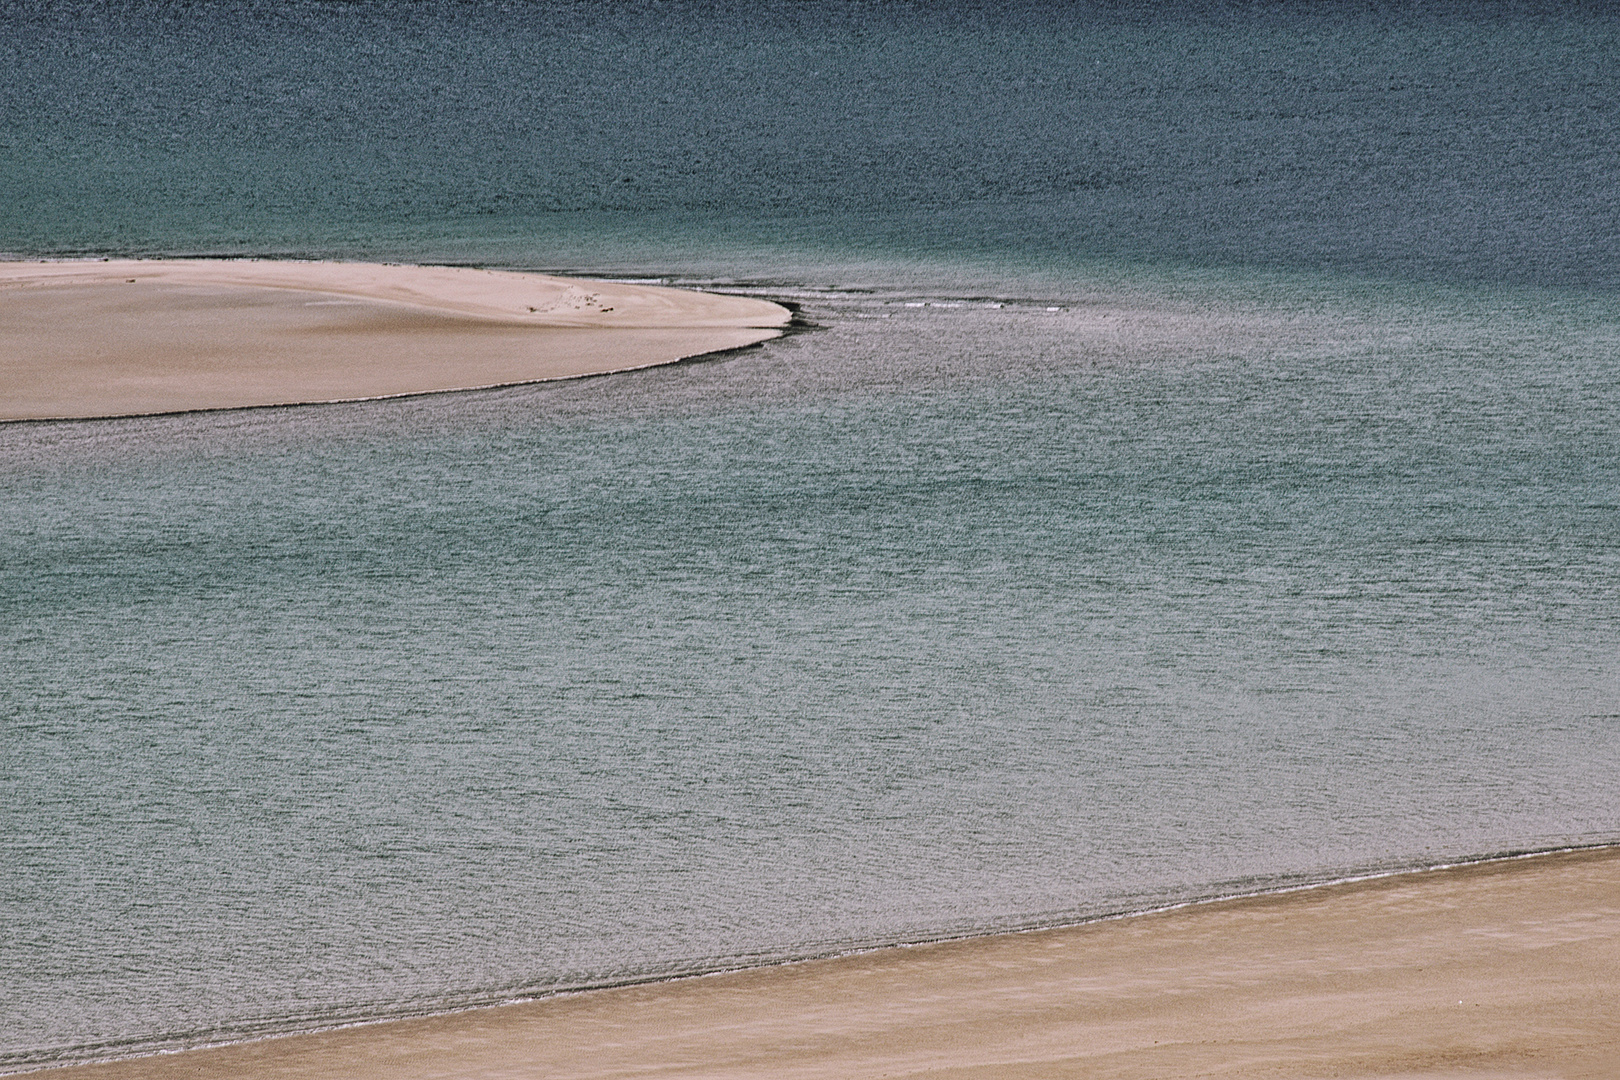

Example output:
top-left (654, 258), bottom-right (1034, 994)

top-left (3, 1), bottom-right (1620, 1070)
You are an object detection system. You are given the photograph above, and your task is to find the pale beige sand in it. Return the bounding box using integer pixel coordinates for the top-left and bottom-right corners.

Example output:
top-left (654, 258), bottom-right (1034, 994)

top-left (43, 847), bottom-right (1620, 1080)
top-left (0, 260), bottom-right (791, 420)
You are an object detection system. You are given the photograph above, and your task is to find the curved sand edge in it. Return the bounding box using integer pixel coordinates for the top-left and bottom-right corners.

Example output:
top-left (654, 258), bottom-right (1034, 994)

top-left (0, 259), bottom-right (792, 421)
top-left (32, 846), bottom-right (1620, 1079)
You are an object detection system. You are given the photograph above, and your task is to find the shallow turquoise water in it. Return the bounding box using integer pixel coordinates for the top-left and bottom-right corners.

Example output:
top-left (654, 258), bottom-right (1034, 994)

top-left (4, 1), bottom-right (1620, 1070)
top-left (6, 277), bottom-right (1619, 1066)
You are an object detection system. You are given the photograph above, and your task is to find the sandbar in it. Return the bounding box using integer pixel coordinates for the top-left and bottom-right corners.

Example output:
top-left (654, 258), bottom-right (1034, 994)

top-left (40, 846), bottom-right (1620, 1079)
top-left (0, 260), bottom-right (792, 420)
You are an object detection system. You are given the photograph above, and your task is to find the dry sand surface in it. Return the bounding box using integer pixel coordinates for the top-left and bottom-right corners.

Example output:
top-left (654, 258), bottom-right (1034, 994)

top-left (0, 259), bottom-right (792, 420)
top-left (44, 846), bottom-right (1620, 1080)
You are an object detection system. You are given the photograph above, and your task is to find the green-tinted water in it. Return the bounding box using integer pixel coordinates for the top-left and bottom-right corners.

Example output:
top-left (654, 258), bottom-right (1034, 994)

top-left (3, 2), bottom-right (1618, 1069)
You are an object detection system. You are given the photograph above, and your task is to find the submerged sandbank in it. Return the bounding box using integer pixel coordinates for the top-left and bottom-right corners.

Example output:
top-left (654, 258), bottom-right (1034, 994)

top-left (43, 846), bottom-right (1620, 1080)
top-left (0, 260), bottom-right (792, 421)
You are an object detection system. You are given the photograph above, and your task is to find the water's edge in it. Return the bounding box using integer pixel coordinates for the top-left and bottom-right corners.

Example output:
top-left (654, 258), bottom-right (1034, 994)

top-left (8, 842), bottom-right (1614, 1076)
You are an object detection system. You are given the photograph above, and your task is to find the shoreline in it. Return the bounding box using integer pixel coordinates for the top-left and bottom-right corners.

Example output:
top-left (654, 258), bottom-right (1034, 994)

top-left (0, 259), bottom-right (792, 422)
top-left (0, 332), bottom-right (779, 429)
top-left (24, 843), bottom-right (1620, 1079)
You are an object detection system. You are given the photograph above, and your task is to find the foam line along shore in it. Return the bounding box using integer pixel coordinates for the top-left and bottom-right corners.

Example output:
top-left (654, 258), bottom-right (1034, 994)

top-left (31, 846), bottom-right (1620, 1080)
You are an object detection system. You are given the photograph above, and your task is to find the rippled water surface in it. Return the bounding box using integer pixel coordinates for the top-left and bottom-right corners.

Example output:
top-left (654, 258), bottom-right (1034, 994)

top-left (4, 1), bottom-right (1619, 1070)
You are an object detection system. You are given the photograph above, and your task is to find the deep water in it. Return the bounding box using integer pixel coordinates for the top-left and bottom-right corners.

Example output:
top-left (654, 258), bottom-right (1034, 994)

top-left (3, 1), bottom-right (1618, 1070)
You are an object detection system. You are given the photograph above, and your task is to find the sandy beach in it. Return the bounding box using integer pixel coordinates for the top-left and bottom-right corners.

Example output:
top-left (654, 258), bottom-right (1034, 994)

top-left (0, 260), bottom-right (791, 421)
top-left (38, 846), bottom-right (1620, 1080)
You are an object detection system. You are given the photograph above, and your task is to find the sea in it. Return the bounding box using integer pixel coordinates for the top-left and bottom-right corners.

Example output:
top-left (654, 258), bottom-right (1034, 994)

top-left (3, 0), bottom-right (1619, 1070)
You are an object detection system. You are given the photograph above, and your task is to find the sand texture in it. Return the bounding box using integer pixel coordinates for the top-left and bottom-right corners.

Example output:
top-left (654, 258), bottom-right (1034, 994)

top-left (0, 260), bottom-right (792, 420)
top-left (41, 847), bottom-right (1620, 1080)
